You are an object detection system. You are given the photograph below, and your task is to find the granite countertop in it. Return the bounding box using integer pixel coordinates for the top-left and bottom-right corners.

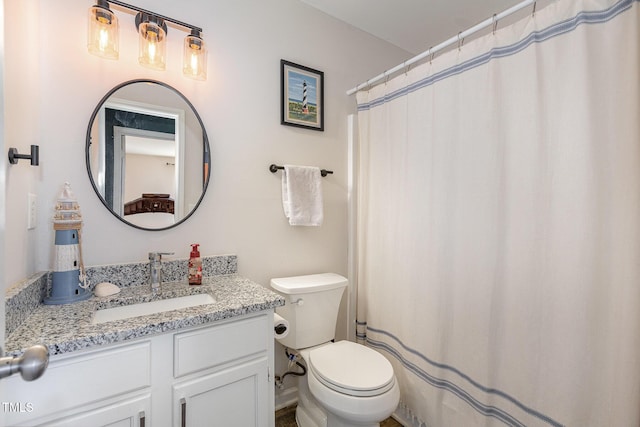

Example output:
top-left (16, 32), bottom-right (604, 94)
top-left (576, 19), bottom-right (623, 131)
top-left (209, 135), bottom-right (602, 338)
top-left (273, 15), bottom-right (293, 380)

top-left (5, 275), bottom-right (285, 357)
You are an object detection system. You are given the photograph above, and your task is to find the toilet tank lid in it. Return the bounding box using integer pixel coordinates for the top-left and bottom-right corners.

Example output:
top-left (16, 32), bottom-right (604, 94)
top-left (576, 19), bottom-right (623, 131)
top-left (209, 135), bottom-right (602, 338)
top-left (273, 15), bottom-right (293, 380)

top-left (270, 273), bottom-right (348, 294)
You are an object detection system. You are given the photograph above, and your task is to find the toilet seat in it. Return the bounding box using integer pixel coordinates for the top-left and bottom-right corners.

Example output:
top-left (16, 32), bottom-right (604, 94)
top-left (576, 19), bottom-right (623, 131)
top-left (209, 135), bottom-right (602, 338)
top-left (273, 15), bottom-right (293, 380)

top-left (308, 341), bottom-right (395, 397)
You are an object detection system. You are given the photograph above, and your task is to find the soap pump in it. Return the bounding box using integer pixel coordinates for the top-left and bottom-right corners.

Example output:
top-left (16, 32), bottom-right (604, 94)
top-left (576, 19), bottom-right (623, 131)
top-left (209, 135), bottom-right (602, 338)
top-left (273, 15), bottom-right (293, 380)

top-left (188, 244), bottom-right (202, 285)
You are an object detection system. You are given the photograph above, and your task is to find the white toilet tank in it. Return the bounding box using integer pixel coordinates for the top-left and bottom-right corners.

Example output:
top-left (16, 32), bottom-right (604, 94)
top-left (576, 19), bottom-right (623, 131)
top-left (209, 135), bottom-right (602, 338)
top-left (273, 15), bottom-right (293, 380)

top-left (270, 273), bottom-right (348, 350)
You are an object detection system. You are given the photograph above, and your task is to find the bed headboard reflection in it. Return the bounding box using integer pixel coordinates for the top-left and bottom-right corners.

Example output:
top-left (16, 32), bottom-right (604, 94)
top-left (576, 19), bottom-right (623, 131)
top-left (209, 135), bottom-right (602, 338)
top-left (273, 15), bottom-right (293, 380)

top-left (124, 193), bottom-right (175, 215)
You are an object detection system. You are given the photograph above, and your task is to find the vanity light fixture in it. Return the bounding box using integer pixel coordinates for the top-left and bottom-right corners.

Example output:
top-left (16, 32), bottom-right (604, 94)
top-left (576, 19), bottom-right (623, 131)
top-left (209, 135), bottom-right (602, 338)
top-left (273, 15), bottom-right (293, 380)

top-left (87, 0), bottom-right (119, 60)
top-left (183, 29), bottom-right (207, 81)
top-left (87, 0), bottom-right (207, 80)
top-left (136, 13), bottom-right (167, 71)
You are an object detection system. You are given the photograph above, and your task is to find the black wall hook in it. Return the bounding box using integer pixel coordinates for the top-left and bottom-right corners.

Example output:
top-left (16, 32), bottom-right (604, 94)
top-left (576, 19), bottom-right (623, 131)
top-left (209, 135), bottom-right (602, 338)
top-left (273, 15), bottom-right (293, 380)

top-left (8, 145), bottom-right (39, 166)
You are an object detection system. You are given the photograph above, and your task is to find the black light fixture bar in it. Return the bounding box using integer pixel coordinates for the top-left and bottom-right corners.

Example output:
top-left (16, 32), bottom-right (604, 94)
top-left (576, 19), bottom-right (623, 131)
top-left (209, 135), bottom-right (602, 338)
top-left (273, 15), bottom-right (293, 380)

top-left (106, 0), bottom-right (203, 34)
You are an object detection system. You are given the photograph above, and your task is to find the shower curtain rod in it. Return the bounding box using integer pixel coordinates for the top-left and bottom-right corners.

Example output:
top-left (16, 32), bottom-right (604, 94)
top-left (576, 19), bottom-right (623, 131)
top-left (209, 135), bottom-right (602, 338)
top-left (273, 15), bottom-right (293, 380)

top-left (346, 0), bottom-right (537, 95)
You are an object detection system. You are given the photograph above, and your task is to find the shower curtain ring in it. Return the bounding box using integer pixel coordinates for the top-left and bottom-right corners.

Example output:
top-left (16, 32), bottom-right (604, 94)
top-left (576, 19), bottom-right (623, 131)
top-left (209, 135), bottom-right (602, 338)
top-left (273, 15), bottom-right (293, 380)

top-left (457, 32), bottom-right (464, 51)
top-left (492, 14), bottom-right (498, 35)
top-left (429, 47), bottom-right (435, 64)
top-left (404, 62), bottom-right (412, 76)
top-left (532, 1), bottom-right (537, 17)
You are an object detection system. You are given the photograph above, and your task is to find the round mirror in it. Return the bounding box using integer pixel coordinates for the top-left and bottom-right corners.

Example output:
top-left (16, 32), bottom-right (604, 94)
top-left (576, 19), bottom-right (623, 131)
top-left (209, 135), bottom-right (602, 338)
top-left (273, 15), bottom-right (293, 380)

top-left (86, 80), bottom-right (210, 230)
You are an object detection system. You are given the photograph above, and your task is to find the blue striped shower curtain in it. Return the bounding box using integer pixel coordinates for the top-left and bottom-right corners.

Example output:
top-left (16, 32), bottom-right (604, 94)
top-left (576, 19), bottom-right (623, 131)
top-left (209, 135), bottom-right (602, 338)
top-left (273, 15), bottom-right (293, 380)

top-left (355, 0), bottom-right (640, 425)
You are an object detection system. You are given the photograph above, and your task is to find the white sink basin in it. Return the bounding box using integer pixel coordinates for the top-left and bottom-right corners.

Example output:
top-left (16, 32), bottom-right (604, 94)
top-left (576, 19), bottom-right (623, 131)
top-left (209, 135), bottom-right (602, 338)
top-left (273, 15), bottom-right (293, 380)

top-left (92, 293), bottom-right (216, 325)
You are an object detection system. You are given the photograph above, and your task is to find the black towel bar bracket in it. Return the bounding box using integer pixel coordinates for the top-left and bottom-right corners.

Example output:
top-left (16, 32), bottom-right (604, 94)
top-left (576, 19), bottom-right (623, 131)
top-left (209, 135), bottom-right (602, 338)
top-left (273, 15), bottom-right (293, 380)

top-left (269, 164), bottom-right (333, 177)
top-left (8, 145), bottom-right (39, 166)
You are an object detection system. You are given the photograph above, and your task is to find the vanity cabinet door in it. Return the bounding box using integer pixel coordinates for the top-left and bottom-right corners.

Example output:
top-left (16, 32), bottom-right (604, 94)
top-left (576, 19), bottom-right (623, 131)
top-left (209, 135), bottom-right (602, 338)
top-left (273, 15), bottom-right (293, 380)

top-left (173, 357), bottom-right (270, 427)
top-left (43, 394), bottom-right (151, 427)
top-left (3, 341), bottom-right (152, 427)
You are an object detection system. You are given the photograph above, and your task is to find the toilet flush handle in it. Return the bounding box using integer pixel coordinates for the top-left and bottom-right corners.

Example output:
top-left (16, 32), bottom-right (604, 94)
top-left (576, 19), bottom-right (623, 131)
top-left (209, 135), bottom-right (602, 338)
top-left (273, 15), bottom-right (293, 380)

top-left (292, 298), bottom-right (304, 306)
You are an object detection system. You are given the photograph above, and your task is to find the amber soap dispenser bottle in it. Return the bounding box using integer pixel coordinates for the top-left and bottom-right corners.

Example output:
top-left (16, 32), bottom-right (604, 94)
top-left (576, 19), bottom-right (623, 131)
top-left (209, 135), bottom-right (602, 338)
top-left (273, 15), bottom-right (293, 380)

top-left (188, 244), bottom-right (202, 285)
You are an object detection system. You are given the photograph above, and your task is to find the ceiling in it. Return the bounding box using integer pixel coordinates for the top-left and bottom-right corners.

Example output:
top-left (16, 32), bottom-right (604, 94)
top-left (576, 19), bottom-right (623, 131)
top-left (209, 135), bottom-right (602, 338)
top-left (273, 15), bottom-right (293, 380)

top-left (300, 0), bottom-right (527, 55)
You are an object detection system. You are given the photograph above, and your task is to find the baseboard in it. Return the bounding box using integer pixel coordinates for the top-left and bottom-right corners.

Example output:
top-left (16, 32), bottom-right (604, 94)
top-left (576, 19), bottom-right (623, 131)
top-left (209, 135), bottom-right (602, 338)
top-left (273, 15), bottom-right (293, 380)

top-left (275, 386), bottom-right (298, 411)
top-left (392, 403), bottom-right (423, 427)
top-left (391, 412), bottom-right (411, 426)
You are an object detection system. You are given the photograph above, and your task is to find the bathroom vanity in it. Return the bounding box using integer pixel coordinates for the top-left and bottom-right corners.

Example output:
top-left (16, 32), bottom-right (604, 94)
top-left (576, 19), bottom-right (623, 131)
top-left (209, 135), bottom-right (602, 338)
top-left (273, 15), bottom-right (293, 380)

top-left (3, 273), bottom-right (285, 427)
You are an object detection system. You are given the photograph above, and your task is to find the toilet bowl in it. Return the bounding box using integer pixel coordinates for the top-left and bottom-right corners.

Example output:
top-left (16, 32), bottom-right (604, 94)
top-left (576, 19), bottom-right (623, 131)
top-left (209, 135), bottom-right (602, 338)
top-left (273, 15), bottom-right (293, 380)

top-left (270, 274), bottom-right (400, 427)
top-left (302, 341), bottom-right (400, 427)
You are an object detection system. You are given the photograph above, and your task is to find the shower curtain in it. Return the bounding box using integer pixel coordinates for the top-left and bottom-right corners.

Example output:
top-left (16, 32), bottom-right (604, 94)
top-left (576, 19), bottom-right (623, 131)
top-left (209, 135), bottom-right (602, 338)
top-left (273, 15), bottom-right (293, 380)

top-left (355, 0), bottom-right (640, 425)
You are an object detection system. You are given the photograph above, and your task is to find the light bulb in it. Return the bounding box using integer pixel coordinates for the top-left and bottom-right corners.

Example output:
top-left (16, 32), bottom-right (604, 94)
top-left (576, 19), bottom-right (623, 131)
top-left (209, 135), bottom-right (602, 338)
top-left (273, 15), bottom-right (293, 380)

top-left (190, 53), bottom-right (199, 75)
top-left (138, 19), bottom-right (166, 71)
top-left (87, 3), bottom-right (119, 60)
top-left (183, 31), bottom-right (207, 80)
top-left (98, 28), bottom-right (110, 52)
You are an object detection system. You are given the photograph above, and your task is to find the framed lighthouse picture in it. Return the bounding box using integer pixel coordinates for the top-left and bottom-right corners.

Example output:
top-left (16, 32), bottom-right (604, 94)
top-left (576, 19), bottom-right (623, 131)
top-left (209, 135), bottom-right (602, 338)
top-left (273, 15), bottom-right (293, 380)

top-left (281, 60), bottom-right (324, 131)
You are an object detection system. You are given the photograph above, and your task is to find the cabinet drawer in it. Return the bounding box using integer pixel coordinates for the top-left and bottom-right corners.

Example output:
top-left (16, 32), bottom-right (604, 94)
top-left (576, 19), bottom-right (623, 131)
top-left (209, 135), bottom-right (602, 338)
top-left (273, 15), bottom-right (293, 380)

top-left (5, 341), bottom-right (151, 426)
top-left (174, 314), bottom-right (269, 378)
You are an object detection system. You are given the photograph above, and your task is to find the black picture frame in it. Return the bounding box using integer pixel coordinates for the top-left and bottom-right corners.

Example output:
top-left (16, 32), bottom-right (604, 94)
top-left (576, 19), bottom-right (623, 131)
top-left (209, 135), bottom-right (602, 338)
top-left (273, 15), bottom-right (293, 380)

top-left (281, 60), bottom-right (324, 131)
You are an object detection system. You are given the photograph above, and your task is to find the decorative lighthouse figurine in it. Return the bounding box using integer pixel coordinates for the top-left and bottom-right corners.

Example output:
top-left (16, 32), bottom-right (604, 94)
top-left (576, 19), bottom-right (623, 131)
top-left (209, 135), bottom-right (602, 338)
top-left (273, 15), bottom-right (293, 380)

top-left (44, 182), bottom-right (91, 304)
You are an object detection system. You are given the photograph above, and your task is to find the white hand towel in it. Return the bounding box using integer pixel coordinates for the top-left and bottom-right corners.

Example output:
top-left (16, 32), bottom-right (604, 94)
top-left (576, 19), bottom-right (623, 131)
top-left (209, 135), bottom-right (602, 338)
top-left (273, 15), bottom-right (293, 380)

top-left (282, 165), bottom-right (323, 226)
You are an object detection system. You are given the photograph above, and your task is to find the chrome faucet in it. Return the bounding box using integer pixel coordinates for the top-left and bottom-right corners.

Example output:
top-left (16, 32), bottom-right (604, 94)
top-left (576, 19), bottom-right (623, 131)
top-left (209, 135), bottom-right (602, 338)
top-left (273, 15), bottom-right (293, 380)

top-left (149, 252), bottom-right (174, 294)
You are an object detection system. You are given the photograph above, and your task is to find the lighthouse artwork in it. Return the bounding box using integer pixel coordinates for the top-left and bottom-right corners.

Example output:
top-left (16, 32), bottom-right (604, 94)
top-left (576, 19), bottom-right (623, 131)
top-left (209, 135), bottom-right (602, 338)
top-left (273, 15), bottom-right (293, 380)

top-left (281, 60), bottom-right (324, 131)
top-left (302, 81), bottom-right (309, 114)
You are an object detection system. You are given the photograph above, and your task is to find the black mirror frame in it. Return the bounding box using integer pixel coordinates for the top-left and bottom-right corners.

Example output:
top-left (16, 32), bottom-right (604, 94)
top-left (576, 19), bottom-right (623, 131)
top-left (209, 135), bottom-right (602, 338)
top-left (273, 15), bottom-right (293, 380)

top-left (85, 79), bottom-right (211, 231)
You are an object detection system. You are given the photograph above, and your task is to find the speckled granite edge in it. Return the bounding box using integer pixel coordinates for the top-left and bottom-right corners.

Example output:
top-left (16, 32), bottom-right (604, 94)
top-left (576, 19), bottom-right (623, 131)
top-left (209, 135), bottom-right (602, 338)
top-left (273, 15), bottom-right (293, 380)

top-left (5, 255), bottom-right (238, 339)
top-left (5, 275), bottom-right (285, 357)
top-left (5, 272), bottom-right (49, 337)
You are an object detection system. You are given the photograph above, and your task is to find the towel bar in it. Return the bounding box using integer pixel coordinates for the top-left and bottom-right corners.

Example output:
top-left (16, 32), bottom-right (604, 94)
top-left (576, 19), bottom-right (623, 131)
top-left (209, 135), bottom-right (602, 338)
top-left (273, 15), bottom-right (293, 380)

top-left (269, 164), bottom-right (333, 177)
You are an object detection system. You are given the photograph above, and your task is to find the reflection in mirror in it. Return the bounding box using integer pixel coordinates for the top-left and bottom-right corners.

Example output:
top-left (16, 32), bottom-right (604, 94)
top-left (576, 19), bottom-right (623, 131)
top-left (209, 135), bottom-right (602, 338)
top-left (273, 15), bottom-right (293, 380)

top-left (86, 80), bottom-right (210, 230)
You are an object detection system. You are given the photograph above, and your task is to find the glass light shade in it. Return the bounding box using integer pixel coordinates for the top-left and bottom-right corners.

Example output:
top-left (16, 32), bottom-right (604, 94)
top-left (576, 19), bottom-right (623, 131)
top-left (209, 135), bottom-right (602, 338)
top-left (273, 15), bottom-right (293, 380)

top-left (183, 34), bottom-right (207, 80)
top-left (87, 5), bottom-right (119, 59)
top-left (138, 21), bottom-right (166, 71)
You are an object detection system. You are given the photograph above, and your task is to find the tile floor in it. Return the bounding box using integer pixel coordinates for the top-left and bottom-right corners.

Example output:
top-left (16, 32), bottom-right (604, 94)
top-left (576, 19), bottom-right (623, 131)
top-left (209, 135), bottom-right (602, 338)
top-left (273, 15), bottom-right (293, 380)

top-left (275, 405), bottom-right (403, 426)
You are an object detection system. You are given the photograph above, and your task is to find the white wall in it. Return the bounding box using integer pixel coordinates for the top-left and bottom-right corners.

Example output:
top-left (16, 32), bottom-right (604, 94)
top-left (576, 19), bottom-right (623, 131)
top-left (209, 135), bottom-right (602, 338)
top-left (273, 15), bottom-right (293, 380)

top-left (3, 0), bottom-right (409, 404)
top-left (124, 154), bottom-right (176, 202)
top-left (0, 0), bottom-right (6, 352)
top-left (5, 0), bottom-right (408, 324)
top-left (3, 0), bottom-right (41, 289)
top-left (9, 0), bottom-right (407, 288)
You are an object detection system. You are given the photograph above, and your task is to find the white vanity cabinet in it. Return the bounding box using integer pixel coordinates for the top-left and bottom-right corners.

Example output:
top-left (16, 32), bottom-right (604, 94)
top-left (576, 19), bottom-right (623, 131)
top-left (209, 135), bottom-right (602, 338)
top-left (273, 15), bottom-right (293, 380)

top-left (2, 311), bottom-right (274, 427)
top-left (3, 340), bottom-right (153, 427)
top-left (171, 314), bottom-right (272, 427)
top-left (46, 394), bottom-right (152, 427)
top-left (173, 357), bottom-right (270, 427)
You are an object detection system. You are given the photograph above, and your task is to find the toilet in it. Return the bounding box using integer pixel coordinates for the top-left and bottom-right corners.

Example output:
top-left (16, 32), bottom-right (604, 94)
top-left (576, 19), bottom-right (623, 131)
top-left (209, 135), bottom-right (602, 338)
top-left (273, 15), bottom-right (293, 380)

top-left (271, 273), bottom-right (400, 427)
